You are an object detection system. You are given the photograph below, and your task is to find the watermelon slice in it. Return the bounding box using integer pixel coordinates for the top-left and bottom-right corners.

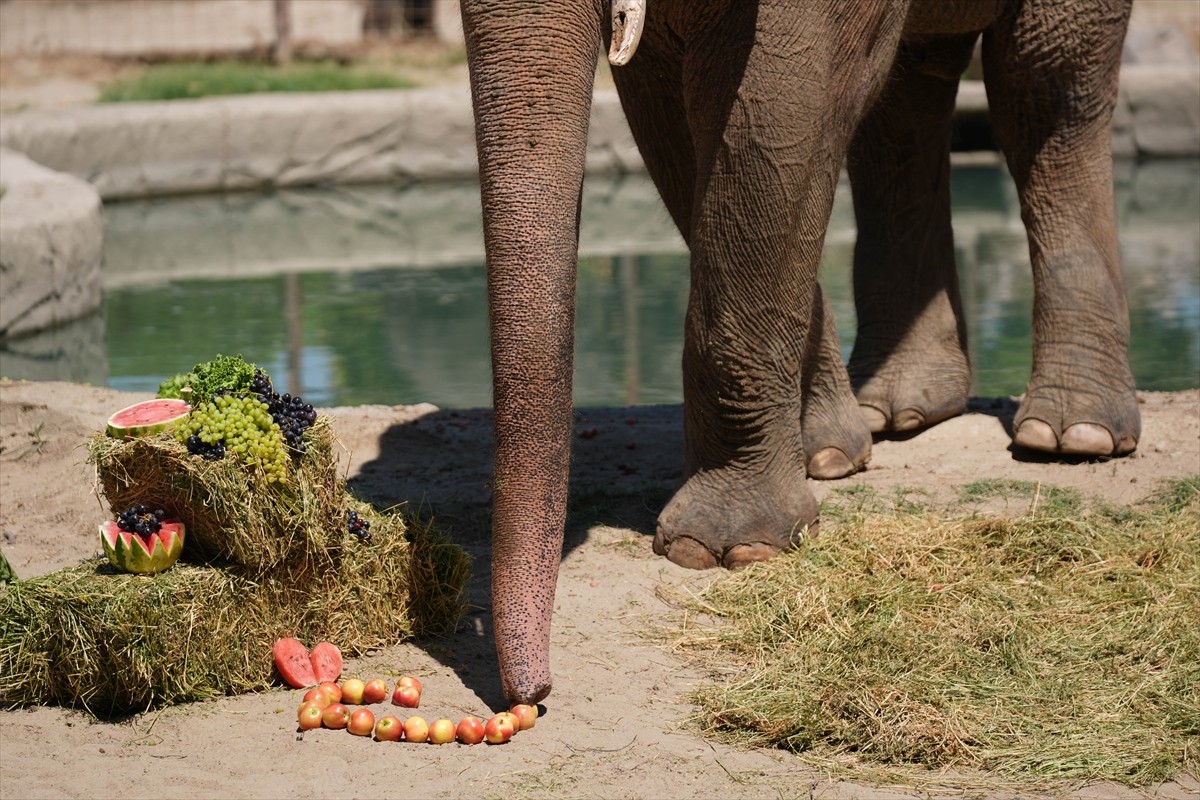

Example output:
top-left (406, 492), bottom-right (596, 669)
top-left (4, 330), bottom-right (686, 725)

top-left (310, 641), bottom-right (344, 683)
top-left (106, 398), bottom-right (190, 438)
top-left (274, 638), bottom-right (317, 688)
top-left (99, 519), bottom-right (185, 574)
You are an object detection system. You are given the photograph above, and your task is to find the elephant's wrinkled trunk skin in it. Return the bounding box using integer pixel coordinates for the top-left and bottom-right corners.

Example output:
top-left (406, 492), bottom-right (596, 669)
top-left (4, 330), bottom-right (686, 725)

top-left (461, 0), bottom-right (603, 705)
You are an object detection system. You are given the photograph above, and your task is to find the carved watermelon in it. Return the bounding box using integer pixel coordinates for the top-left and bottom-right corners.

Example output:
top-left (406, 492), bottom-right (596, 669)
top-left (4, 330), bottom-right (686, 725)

top-left (106, 398), bottom-right (190, 439)
top-left (99, 520), bottom-right (185, 574)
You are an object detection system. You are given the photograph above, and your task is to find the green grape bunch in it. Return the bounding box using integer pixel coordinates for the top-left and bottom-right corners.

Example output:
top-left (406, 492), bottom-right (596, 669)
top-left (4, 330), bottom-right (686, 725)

top-left (175, 392), bottom-right (289, 483)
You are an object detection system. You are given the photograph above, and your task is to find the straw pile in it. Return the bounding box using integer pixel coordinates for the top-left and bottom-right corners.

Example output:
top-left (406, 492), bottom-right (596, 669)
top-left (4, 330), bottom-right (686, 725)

top-left (664, 477), bottom-right (1199, 787)
top-left (0, 417), bottom-right (470, 715)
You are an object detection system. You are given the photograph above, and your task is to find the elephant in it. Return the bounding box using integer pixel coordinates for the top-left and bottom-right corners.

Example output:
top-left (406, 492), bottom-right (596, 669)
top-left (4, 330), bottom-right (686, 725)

top-left (459, 0), bottom-right (1139, 704)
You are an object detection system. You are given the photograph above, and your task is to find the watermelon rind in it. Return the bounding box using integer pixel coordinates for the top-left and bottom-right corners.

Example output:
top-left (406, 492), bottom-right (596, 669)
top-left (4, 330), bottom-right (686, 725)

top-left (106, 399), bottom-right (190, 439)
top-left (99, 520), bottom-right (186, 574)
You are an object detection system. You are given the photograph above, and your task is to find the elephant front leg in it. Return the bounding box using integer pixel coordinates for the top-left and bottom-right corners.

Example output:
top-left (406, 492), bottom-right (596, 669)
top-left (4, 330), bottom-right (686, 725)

top-left (983, 0), bottom-right (1139, 457)
top-left (846, 35), bottom-right (978, 434)
top-left (651, 2), bottom-right (902, 570)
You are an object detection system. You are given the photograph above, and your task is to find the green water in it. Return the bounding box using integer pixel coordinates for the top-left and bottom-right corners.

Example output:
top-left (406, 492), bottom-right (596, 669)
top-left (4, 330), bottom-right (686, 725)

top-left (3, 161), bottom-right (1197, 407)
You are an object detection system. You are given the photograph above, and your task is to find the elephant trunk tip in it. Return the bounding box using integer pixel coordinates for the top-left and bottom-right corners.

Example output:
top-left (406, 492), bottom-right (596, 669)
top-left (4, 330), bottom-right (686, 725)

top-left (503, 671), bottom-right (552, 707)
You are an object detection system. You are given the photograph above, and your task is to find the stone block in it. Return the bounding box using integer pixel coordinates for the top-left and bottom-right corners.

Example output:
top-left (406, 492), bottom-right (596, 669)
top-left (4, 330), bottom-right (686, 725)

top-left (0, 150), bottom-right (104, 338)
top-left (1121, 66), bottom-right (1200, 157)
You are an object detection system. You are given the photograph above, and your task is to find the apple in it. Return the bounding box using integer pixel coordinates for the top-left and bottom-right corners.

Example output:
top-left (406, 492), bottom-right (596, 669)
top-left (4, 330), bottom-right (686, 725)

top-left (428, 718), bottom-right (456, 744)
top-left (322, 703), bottom-right (351, 730)
top-left (402, 716), bottom-right (430, 743)
top-left (302, 688), bottom-right (331, 709)
top-left (362, 678), bottom-right (389, 705)
top-left (348, 707), bottom-right (375, 736)
top-left (456, 715), bottom-right (485, 745)
top-left (396, 675), bottom-right (423, 694)
top-left (374, 714), bottom-right (403, 742)
top-left (484, 713), bottom-right (515, 744)
top-left (317, 681), bottom-right (342, 704)
top-left (391, 684), bottom-right (421, 709)
top-left (497, 711), bottom-right (521, 733)
top-left (509, 704), bottom-right (538, 731)
top-left (297, 701), bottom-right (324, 730)
top-left (340, 678), bottom-right (365, 705)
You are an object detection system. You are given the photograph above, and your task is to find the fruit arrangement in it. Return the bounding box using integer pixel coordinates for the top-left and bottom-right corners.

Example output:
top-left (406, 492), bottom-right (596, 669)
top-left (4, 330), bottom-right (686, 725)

top-left (276, 638), bottom-right (534, 745)
top-left (0, 353), bottom-right (470, 715)
top-left (90, 354), bottom-right (358, 573)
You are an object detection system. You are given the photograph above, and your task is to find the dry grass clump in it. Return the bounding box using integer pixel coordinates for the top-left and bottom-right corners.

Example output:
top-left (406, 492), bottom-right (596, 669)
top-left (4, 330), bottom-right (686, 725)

top-left (664, 477), bottom-right (1199, 787)
top-left (0, 417), bottom-right (470, 715)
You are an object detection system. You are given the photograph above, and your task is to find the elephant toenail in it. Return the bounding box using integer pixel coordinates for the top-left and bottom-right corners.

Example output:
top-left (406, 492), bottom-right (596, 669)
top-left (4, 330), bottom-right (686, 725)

top-left (807, 447), bottom-right (858, 480)
top-left (859, 405), bottom-right (888, 433)
top-left (722, 542), bottom-right (782, 569)
top-left (892, 408), bottom-right (926, 431)
top-left (1013, 419), bottom-right (1058, 453)
top-left (663, 536), bottom-right (720, 570)
top-left (1060, 423), bottom-right (1116, 456)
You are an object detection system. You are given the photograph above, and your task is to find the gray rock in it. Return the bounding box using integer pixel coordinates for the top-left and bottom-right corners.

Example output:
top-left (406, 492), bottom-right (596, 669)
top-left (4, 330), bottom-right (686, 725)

top-left (1124, 24), bottom-right (1200, 66)
top-left (0, 149), bottom-right (104, 338)
top-left (1121, 66), bottom-right (1200, 157)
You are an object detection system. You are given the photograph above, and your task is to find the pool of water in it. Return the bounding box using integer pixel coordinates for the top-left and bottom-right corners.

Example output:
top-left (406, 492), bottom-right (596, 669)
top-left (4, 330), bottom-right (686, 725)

top-left (2, 160), bottom-right (1197, 408)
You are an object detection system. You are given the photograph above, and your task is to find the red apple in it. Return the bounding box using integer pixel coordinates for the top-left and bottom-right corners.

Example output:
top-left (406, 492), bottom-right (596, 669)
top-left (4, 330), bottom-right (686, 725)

top-left (348, 707), bottom-right (375, 736)
top-left (302, 688), bottom-right (332, 709)
top-left (396, 675), bottom-right (423, 694)
top-left (317, 680), bottom-right (342, 704)
top-left (497, 711), bottom-right (521, 733)
top-left (362, 678), bottom-right (389, 705)
top-left (391, 684), bottom-right (421, 709)
top-left (509, 704), bottom-right (538, 731)
top-left (374, 714), bottom-right (403, 742)
top-left (297, 701), bottom-right (324, 730)
top-left (428, 718), bottom-right (456, 744)
top-left (484, 713), bottom-right (515, 744)
top-left (340, 678), bottom-right (365, 705)
top-left (322, 703), bottom-right (351, 730)
top-left (402, 716), bottom-right (430, 743)
top-left (456, 715), bottom-right (485, 745)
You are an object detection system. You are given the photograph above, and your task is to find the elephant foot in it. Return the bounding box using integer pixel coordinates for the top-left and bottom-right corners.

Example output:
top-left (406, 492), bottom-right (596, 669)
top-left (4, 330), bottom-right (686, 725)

top-left (1012, 388), bottom-right (1139, 458)
top-left (654, 465), bottom-right (818, 570)
top-left (850, 339), bottom-right (970, 435)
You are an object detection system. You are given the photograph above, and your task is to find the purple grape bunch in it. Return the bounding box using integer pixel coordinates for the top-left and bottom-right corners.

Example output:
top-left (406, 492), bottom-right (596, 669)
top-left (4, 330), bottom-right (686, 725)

top-left (117, 505), bottom-right (166, 537)
top-left (347, 510), bottom-right (372, 542)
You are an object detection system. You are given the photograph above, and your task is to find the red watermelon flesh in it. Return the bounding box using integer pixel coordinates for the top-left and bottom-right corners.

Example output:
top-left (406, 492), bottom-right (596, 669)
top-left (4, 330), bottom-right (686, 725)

top-left (273, 638), bottom-right (317, 688)
top-left (106, 398), bottom-right (190, 438)
top-left (310, 641), bottom-right (344, 683)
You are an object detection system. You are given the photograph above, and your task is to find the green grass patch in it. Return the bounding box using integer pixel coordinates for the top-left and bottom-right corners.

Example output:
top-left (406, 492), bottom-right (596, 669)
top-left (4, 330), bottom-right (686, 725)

top-left (99, 60), bottom-right (412, 102)
top-left (665, 477), bottom-right (1199, 789)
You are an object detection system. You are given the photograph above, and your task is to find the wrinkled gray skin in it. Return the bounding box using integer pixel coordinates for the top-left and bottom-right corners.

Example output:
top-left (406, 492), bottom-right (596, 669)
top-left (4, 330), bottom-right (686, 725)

top-left (461, 0), bottom-right (1138, 704)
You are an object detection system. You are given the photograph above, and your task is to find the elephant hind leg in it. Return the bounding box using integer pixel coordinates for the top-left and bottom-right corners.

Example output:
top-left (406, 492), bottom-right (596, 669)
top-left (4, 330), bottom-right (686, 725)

top-left (983, 1), bottom-right (1139, 457)
top-left (846, 34), bottom-right (978, 435)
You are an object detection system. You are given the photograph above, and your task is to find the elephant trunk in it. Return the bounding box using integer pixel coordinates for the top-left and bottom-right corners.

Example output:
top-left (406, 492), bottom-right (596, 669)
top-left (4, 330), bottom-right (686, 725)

top-left (461, 0), bottom-right (603, 705)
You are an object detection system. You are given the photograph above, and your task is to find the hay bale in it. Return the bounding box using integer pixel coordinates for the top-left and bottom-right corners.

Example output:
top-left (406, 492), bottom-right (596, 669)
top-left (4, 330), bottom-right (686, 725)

top-left (87, 418), bottom-right (346, 575)
top-left (0, 413), bottom-right (471, 715)
top-left (0, 505), bottom-right (469, 715)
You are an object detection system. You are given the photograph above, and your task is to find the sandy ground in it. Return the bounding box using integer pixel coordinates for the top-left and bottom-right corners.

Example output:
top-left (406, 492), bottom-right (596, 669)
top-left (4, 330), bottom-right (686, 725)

top-left (1, 380), bottom-right (1197, 800)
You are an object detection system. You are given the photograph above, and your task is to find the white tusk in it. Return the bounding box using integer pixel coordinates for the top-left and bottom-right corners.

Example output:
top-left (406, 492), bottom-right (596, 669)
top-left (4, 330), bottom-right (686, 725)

top-left (608, 0), bottom-right (645, 66)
